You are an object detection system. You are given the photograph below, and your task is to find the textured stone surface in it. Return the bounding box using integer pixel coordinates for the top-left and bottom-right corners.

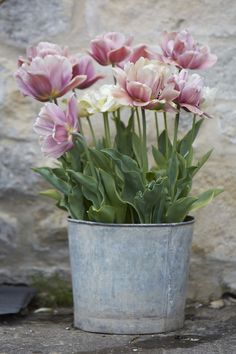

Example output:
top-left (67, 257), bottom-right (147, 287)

top-left (0, 0), bottom-right (236, 303)
top-left (1, 304), bottom-right (236, 353)
top-left (0, 0), bottom-right (73, 47)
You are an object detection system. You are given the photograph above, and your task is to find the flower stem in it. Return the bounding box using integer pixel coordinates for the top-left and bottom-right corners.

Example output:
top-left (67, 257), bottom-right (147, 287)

top-left (78, 117), bottom-right (84, 136)
top-left (86, 116), bottom-right (97, 147)
top-left (112, 63), bottom-right (117, 84)
top-left (135, 108), bottom-right (142, 139)
top-left (187, 114), bottom-right (196, 165)
top-left (103, 112), bottom-right (111, 147)
top-left (173, 106), bottom-right (180, 151)
top-left (72, 132), bottom-right (96, 179)
top-left (154, 111), bottom-right (159, 147)
top-left (53, 98), bottom-right (58, 105)
top-left (141, 108), bottom-right (148, 172)
top-left (163, 111), bottom-right (169, 158)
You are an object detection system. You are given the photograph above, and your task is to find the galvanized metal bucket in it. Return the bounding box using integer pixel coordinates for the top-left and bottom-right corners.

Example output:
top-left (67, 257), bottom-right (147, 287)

top-left (68, 217), bottom-right (194, 334)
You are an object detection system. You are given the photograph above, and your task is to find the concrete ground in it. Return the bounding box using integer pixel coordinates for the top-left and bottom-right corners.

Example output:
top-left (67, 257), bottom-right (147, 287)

top-left (0, 302), bottom-right (236, 354)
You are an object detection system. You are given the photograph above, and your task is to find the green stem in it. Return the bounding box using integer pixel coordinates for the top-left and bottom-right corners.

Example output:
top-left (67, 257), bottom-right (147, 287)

top-left (173, 106), bottom-right (180, 151)
top-left (86, 116), bottom-right (97, 146)
top-left (53, 98), bottom-right (58, 105)
top-left (154, 111), bottom-right (159, 147)
top-left (103, 112), bottom-right (111, 147)
top-left (163, 111), bottom-right (169, 158)
top-left (135, 108), bottom-right (142, 139)
top-left (187, 114), bottom-right (196, 165)
top-left (78, 117), bottom-right (84, 136)
top-left (73, 133), bottom-right (96, 179)
top-left (141, 108), bottom-right (148, 172)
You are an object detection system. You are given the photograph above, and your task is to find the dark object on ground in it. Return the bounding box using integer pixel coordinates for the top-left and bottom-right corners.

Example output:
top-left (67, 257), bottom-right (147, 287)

top-left (0, 285), bottom-right (36, 315)
top-left (0, 302), bottom-right (236, 353)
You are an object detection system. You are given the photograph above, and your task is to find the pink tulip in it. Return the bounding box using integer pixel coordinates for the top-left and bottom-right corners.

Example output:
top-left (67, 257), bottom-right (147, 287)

top-left (15, 55), bottom-right (86, 102)
top-left (118, 44), bottom-right (157, 68)
top-left (89, 32), bottom-right (133, 66)
top-left (112, 57), bottom-right (179, 110)
top-left (71, 55), bottom-right (104, 89)
top-left (159, 30), bottom-right (217, 70)
top-left (169, 69), bottom-right (207, 116)
top-left (34, 96), bottom-right (78, 158)
top-left (18, 41), bottom-right (69, 67)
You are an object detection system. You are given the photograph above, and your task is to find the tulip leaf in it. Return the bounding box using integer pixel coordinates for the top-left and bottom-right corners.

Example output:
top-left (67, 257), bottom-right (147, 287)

top-left (67, 170), bottom-right (102, 208)
top-left (114, 115), bottom-right (134, 157)
top-left (89, 148), bottom-right (113, 173)
top-left (152, 146), bottom-right (167, 169)
top-left (158, 130), bottom-right (172, 157)
top-left (178, 118), bottom-right (204, 157)
top-left (99, 169), bottom-right (127, 223)
top-left (167, 154), bottom-right (179, 199)
top-left (88, 204), bottom-right (116, 223)
top-left (190, 188), bottom-right (223, 212)
top-left (132, 132), bottom-right (143, 168)
top-left (192, 149), bottom-right (213, 176)
top-left (33, 167), bottom-right (71, 195)
top-left (134, 178), bottom-right (166, 223)
top-left (166, 196), bottom-right (197, 223)
top-left (39, 189), bottom-right (61, 201)
top-left (68, 186), bottom-right (85, 220)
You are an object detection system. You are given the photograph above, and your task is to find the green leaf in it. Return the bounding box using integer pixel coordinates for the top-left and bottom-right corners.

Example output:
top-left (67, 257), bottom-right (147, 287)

top-left (178, 118), bottom-right (204, 156)
top-left (190, 188), bottom-right (223, 212)
top-left (114, 115), bottom-right (134, 157)
top-left (167, 154), bottom-right (179, 199)
top-left (152, 146), bottom-right (167, 169)
top-left (99, 169), bottom-right (127, 223)
top-left (192, 149), bottom-right (213, 176)
top-left (88, 204), bottom-right (116, 223)
top-left (33, 167), bottom-right (71, 195)
top-left (158, 130), bottom-right (172, 157)
top-left (132, 132), bottom-right (143, 168)
top-left (166, 196), bottom-right (197, 223)
top-left (89, 148), bottom-right (113, 173)
top-left (68, 186), bottom-right (85, 220)
top-left (39, 189), bottom-right (61, 201)
top-left (67, 146), bottom-right (82, 172)
top-left (102, 149), bottom-right (145, 209)
top-left (67, 170), bottom-right (102, 208)
top-left (134, 178), bottom-right (166, 223)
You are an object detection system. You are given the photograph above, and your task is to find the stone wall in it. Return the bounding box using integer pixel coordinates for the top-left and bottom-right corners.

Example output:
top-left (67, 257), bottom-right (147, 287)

top-left (0, 0), bottom-right (235, 302)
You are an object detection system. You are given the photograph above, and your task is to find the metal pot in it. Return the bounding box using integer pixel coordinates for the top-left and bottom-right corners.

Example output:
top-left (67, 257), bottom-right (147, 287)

top-left (68, 217), bottom-right (194, 334)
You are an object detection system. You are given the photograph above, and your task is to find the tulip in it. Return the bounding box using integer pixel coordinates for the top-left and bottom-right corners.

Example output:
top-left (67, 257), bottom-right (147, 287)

top-left (89, 32), bottom-right (133, 66)
top-left (78, 84), bottom-right (121, 116)
top-left (15, 55), bottom-right (86, 102)
top-left (72, 55), bottom-right (104, 89)
top-left (118, 44), bottom-right (157, 68)
top-left (18, 41), bottom-right (69, 67)
top-left (169, 69), bottom-right (207, 116)
top-left (112, 57), bottom-right (179, 110)
top-left (159, 30), bottom-right (217, 70)
top-left (34, 96), bottom-right (78, 158)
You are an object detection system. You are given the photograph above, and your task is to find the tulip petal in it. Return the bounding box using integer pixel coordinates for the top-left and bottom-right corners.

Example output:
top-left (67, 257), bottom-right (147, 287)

top-left (108, 46), bottom-right (131, 64)
top-left (59, 75), bottom-right (86, 97)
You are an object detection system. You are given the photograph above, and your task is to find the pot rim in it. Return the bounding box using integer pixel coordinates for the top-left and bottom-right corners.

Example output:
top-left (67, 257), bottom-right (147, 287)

top-left (68, 215), bottom-right (195, 228)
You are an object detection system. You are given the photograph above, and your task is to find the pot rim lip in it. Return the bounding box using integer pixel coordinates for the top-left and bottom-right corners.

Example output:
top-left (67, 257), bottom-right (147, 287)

top-left (68, 215), bottom-right (195, 227)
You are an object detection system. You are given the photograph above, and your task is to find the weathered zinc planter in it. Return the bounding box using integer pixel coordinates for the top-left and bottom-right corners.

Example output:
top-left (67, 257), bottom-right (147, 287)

top-left (68, 217), bottom-right (194, 334)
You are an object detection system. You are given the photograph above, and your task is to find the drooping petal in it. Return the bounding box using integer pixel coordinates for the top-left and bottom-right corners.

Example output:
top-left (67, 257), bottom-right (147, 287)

top-left (108, 46), bottom-right (131, 64)
top-left (59, 75), bottom-right (86, 97)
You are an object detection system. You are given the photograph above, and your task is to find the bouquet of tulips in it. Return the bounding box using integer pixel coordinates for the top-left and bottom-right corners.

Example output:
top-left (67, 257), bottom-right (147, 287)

top-left (15, 31), bottom-right (223, 224)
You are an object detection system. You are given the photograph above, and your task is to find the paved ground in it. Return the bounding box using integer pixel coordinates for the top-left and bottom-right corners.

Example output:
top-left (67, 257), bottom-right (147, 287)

top-left (0, 303), bottom-right (236, 354)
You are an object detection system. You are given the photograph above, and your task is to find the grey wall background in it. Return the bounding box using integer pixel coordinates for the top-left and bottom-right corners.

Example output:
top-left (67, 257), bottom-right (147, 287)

top-left (0, 0), bottom-right (235, 301)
